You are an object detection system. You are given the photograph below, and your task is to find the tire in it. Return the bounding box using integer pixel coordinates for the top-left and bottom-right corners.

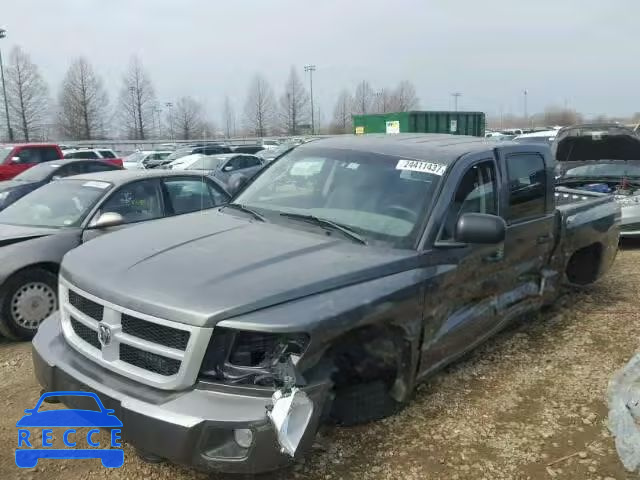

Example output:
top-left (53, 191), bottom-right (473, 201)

top-left (0, 268), bottom-right (58, 341)
top-left (330, 380), bottom-right (403, 426)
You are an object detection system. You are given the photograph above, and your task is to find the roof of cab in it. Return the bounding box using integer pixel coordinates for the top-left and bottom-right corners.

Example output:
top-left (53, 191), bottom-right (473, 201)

top-left (298, 134), bottom-right (519, 164)
top-left (59, 169), bottom-right (213, 185)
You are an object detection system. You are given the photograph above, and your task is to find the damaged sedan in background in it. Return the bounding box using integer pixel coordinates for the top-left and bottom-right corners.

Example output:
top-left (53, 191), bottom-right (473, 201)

top-left (554, 123), bottom-right (640, 237)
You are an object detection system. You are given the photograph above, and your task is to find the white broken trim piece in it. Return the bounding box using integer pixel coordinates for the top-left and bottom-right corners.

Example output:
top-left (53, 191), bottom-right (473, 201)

top-left (607, 352), bottom-right (640, 472)
top-left (268, 387), bottom-right (314, 457)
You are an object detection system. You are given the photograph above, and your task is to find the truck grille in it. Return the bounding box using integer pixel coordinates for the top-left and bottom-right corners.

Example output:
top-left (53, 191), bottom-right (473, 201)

top-left (120, 344), bottom-right (181, 376)
top-left (70, 316), bottom-right (100, 350)
top-left (68, 290), bottom-right (104, 321)
top-left (122, 314), bottom-right (190, 350)
top-left (621, 222), bottom-right (640, 232)
top-left (60, 280), bottom-right (212, 390)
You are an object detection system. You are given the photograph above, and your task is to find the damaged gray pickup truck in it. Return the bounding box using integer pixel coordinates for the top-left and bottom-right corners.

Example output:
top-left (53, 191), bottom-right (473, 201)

top-left (32, 134), bottom-right (621, 474)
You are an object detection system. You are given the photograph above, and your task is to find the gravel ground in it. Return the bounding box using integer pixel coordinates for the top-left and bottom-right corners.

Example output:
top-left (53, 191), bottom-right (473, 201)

top-left (1, 244), bottom-right (639, 480)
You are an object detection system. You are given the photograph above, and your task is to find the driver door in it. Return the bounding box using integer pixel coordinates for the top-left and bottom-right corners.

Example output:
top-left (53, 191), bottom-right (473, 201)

top-left (82, 179), bottom-right (165, 242)
top-left (419, 159), bottom-right (508, 374)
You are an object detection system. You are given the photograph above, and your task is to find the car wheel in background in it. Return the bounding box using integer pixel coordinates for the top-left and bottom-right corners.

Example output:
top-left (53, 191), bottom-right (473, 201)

top-left (0, 268), bottom-right (58, 341)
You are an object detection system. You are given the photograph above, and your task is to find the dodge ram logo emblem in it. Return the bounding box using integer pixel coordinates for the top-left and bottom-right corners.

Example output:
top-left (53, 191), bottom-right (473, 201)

top-left (98, 324), bottom-right (112, 347)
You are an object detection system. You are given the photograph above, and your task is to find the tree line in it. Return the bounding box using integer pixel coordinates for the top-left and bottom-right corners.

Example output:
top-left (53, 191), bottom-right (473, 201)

top-left (0, 45), bottom-right (424, 141)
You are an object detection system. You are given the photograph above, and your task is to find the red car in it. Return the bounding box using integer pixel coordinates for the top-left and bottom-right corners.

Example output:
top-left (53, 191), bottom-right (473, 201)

top-left (0, 144), bottom-right (123, 181)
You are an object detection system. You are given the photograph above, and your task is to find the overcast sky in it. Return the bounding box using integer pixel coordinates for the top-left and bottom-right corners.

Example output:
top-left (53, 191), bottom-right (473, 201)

top-left (1, 0), bottom-right (639, 126)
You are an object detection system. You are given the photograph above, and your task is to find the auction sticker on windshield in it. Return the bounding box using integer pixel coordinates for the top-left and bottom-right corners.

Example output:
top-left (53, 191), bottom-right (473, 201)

top-left (396, 159), bottom-right (447, 176)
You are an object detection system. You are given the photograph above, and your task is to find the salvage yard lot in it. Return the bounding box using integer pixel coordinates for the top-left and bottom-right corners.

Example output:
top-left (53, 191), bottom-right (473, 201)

top-left (0, 244), bottom-right (639, 480)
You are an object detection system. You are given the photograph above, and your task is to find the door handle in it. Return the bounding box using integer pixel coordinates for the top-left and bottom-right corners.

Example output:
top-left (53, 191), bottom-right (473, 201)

top-left (537, 234), bottom-right (552, 244)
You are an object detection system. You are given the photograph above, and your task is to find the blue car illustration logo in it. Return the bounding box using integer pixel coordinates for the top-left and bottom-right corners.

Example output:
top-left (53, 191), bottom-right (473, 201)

top-left (16, 391), bottom-right (123, 468)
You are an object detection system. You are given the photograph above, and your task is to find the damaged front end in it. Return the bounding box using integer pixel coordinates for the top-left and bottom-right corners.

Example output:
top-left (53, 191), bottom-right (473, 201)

top-left (198, 328), bottom-right (323, 457)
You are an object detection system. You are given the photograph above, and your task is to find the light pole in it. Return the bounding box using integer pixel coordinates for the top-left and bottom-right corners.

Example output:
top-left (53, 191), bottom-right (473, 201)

top-left (451, 92), bottom-right (462, 112)
top-left (0, 29), bottom-right (13, 142)
top-left (165, 102), bottom-right (174, 141)
top-left (304, 65), bottom-right (316, 135)
top-left (523, 89), bottom-right (528, 127)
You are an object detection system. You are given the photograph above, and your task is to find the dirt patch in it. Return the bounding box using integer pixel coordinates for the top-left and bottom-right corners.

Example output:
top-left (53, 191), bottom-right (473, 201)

top-left (0, 248), bottom-right (639, 479)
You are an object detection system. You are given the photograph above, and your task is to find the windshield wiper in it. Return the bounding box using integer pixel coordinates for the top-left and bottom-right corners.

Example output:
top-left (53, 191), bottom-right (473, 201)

top-left (221, 203), bottom-right (266, 222)
top-left (279, 212), bottom-right (367, 245)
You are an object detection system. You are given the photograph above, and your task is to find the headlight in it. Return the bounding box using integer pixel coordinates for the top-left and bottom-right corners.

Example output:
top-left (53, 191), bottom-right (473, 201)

top-left (615, 195), bottom-right (640, 207)
top-left (199, 328), bottom-right (310, 385)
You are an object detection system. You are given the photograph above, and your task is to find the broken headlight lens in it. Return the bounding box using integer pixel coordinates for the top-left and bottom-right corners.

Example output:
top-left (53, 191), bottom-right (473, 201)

top-left (198, 328), bottom-right (310, 385)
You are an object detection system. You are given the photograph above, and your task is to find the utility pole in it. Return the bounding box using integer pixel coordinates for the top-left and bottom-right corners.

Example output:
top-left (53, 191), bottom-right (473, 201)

top-left (304, 65), bottom-right (316, 135)
top-left (451, 92), bottom-right (462, 112)
top-left (523, 89), bottom-right (528, 127)
top-left (0, 29), bottom-right (14, 142)
top-left (165, 102), bottom-right (174, 141)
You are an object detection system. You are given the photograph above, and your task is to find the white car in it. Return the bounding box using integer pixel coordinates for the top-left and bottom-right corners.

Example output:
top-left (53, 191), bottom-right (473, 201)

top-left (123, 151), bottom-right (173, 170)
top-left (513, 129), bottom-right (558, 144)
top-left (63, 148), bottom-right (118, 160)
top-left (166, 153), bottom-right (207, 170)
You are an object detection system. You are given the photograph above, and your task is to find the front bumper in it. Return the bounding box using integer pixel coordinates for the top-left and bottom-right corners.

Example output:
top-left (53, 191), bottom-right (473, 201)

top-left (32, 313), bottom-right (332, 474)
top-left (620, 206), bottom-right (640, 238)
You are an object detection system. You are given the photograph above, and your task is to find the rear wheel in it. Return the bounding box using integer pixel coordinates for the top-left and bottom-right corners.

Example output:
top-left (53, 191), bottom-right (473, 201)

top-left (0, 269), bottom-right (58, 341)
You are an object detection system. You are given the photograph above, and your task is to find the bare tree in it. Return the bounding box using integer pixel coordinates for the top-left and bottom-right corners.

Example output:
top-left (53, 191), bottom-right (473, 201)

top-left (117, 56), bottom-right (156, 140)
top-left (543, 106), bottom-right (583, 127)
top-left (353, 80), bottom-right (374, 115)
top-left (173, 96), bottom-right (203, 140)
top-left (244, 74), bottom-right (276, 137)
top-left (57, 57), bottom-right (109, 140)
top-left (4, 46), bottom-right (49, 141)
top-left (279, 67), bottom-right (309, 135)
top-left (373, 88), bottom-right (393, 114)
top-left (222, 96), bottom-right (235, 138)
top-left (332, 89), bottom-right (353, 133)
top-left (390, 81), bottom-right (419, 112)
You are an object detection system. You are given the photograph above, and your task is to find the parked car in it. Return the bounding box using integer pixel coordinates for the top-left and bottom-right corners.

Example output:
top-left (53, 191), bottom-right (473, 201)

top-left (256, 143), bottom-right (297, 163)
top-left (32, 134), bottom-right (620, 474)
top-left (123, 151), bottom-right (173, 170)
top-left (0, 169), bottom-right (229, 340)
top-left (162, 145), bottom-right (233, 166)
top-left (230, 144), bottom-right (265, 154)
top-left (63, 148), bottom-right (118, 160)
top-left (513, 129), bottom-right (558, 144)
top-left (183, 154), bottom-right (264, 185)
top-left (0, 144), bottom-right (64, 181)
top-left (260, 139), bottom-right (281, 150)
top-left (0, 159), bottom-right (122, 211)
top-left (553, 123), bottom-right (640, 237)
top-left (165, 153), bottom-right (207, 170)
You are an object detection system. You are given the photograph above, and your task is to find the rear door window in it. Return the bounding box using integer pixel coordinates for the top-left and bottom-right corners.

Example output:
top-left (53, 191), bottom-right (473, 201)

top-left (506, 153), bottom-right (547, 222)
top-left (99, 150), bottom-right (116, 159)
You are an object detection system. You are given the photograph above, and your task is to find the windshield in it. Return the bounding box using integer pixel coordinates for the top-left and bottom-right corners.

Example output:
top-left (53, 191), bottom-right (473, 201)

top-left (564, 163), bottom-right (640, 178)
top-left (124, 152), bottom-right (146, 164)
top-left (165, 149), bottom-right (191, 162)
top-left (187, 157), bottom-right (220, 170)
top-left (13, 162), bottom-right (62, 182)
top-left (0, 179), bottom-right (112, 228)
top-left (234, 147), bottom-right (444, 247)
top-left (0, 147), bottom-right (13, 163)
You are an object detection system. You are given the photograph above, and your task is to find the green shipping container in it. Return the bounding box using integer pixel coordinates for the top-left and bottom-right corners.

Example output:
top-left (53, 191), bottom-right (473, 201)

top-left (352, 111), bottom-right (486, 137)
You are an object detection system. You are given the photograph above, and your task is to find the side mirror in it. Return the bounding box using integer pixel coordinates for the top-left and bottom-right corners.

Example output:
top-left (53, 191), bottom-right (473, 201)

top-left (89, 212), bottom-right (125, 229)
top-left (455, 213), bottom-right (506, 244)
top-left (228, 173), bottom-right (249, 195)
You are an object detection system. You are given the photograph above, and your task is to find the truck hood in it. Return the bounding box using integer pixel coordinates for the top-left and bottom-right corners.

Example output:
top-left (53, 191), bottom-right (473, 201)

top-left (553, 124), bottom-right (640, 163)
top-left (0, 223), bottom-right (60, 247)
top-left (61, 210), bottom-right (419, 327)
